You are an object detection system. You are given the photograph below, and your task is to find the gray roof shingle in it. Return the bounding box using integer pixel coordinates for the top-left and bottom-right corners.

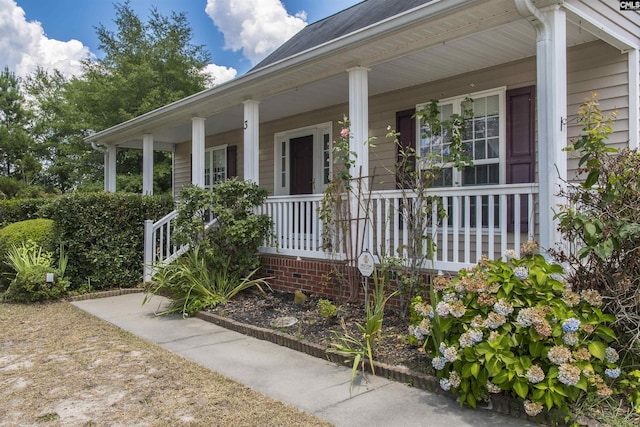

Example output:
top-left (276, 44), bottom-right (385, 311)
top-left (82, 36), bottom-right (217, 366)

top-left (251, 0), bottom-right (434, 70)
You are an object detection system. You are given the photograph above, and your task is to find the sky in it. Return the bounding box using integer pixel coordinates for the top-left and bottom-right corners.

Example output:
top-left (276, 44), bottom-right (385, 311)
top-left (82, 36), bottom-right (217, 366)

top-left (1, 0), bottom-right (362, 85)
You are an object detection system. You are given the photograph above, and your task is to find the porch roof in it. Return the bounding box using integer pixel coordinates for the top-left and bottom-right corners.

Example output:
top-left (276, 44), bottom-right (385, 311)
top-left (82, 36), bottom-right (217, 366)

top-left (84, 0), bottom-right (627, 150)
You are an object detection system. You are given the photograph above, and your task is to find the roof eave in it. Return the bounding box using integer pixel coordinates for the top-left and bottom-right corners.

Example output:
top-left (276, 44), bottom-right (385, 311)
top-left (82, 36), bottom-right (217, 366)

top-left (85, 0), bottom-right (485, 145)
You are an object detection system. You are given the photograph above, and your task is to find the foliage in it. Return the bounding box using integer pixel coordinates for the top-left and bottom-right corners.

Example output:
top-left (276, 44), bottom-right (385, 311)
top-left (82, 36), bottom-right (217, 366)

top-left (387, 99), bottom-right (473, 310)
top-left (24, 68), bottom-right (98, 193)
top-left (60, 1), bottom-right (212, 193)
top-left (409, 243), bottom-right (621, 419)
top-left (555, 94), bottom-right (640, 356)
top-left (329, 263), bottom-right (399, 393)
top-left (318, 116), bottom-right (378, 300)
top-left (0, 218), bottom-right (55, 290)
top-left (144, 245), bottom-right (271, 317)
top-left (41, 192), bottom-right (173, 290)
top-left (3, 239), bottom-right (69, 303)
top-left (317, 299), bottom-right (338, 318)
top-left (173, 180), bottom-right (272, 276)
top-left (0, 67), bottom-right (35, 180)
top-left (0, 198), bottom-right (52, 227)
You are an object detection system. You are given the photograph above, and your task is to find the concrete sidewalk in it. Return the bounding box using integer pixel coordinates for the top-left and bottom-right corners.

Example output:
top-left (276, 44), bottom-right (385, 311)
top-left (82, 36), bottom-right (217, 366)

top-left (73, 293), bottom-right (535, 427)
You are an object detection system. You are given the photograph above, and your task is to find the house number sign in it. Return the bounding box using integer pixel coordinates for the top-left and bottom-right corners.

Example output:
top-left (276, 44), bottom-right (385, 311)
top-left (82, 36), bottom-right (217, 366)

top-left (357, 250), bottom-right (374, 277)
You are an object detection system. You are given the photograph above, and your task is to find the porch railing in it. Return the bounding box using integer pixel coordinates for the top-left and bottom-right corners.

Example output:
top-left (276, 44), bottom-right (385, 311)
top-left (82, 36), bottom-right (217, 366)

top-left (257, 183), bottom-right (538, 272)
top-left (143, 210), bottom-right (217, 282)
top-left (144, 183), bottom-right (539, 281)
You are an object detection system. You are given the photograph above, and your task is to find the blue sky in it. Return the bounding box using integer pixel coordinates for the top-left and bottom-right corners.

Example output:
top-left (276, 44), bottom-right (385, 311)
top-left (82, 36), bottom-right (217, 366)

top-left (2, 0), bottom-right (361, 83)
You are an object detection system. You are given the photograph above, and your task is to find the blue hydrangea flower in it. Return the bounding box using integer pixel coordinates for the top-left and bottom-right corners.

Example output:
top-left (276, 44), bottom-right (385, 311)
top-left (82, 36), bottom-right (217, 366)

top-left (513, 266), bottom-right (529, 280)
top-left (605, 367), bottom-right (621, 379)
top-left (562, 318), bottom-right (580, 333)
top-left (605, 347), bottom-right (619, 363)
top-left (439, 378), bottom-right (451, 391)
top-left (432, 356), bottom-right (447, 370)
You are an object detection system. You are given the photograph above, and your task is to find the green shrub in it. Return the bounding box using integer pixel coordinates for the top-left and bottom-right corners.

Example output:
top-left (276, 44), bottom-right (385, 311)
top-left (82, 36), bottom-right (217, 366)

top-left (555, 95), bottom-right (640, 357)
top-left (0, 198), bottom-right (52, 227)
top-left (317, 299), bottom-right (337, 318)
top-left (174, 180), bottom-right (272, 276)
top-left (144, 245), bottom-right (271, 317)
top-left (0, 176), bottom-right (26, 199)
top-left (409, 242), bottom-right (621, 420)
top-left (41, 192), bottom-right (173, 290)
top-left (0, 219), bottom-right (55, 290)
top-left (3, 240), bottom-right (69, 303)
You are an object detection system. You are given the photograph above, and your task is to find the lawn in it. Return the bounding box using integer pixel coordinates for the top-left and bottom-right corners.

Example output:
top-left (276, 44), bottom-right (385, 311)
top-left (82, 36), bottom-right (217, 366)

top-left (0, 301), bottom-right (332, 426)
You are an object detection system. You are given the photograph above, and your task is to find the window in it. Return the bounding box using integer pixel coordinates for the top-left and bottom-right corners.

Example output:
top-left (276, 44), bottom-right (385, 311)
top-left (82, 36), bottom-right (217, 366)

top-left (204, 145), bottom-right (227, 190)
top-left (417, 88), bottom-right (505, 187)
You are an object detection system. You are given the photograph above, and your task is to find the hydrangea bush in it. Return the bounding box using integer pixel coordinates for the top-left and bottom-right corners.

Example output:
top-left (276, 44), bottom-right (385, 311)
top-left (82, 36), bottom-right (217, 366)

top-left (409, 242), bottom-right (620, 418)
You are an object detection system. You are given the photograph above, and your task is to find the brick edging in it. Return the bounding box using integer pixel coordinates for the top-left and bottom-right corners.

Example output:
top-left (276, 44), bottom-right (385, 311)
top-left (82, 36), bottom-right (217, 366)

top-left (66, 288), bottom-right (144, 302)
top-left (195, 310), bottom-right (564, 425)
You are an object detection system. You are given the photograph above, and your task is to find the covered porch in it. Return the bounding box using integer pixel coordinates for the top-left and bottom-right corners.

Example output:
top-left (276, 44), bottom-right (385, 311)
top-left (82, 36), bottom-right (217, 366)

top-left (83, 0), bottom-right (639, 280)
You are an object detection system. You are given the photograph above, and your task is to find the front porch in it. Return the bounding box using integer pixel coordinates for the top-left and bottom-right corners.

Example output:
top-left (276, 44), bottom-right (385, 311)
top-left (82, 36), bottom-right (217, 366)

top-left (144, 182), bottom-right (538, 281)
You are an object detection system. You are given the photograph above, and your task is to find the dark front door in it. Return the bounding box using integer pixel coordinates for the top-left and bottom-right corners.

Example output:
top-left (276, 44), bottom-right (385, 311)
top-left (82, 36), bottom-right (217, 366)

top-left (290, 135), bottom-right (314, 195)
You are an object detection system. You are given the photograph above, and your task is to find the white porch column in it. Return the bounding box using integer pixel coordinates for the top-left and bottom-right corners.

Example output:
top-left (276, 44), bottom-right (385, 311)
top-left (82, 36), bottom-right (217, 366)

top-left (105, 145), bottom-right (117, 192)
top-left (142, 133), bottom-right (154, 195)
top-left (517, 1), bottom-right (567, 253)
top-left (348, 67), bottom-right (370, 186)
top-left (629, 48), bottom-right (639, 150)
top-left (191, 117), bottom-right (205, 187)
top-left (347, 67), bottom-right (371, 256)
top-left (243, 100), bottom-right (260, 183)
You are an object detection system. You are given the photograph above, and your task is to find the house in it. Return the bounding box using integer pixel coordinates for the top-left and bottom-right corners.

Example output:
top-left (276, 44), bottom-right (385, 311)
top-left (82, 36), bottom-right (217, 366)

top-left (86, 0), bottom-right (639, 293)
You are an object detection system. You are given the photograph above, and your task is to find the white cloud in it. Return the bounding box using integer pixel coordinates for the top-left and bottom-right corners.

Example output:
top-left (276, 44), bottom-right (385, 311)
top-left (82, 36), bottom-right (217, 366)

top-left (205, 0), bottom-right (307, 65)
top-left (0, 0), bottom-right (91, 78)
top-left (203, 63), bottom-right (237, 86)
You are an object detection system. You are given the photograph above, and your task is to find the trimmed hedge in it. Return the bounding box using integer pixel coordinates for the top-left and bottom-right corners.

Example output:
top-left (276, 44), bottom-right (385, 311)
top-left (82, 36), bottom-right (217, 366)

top-left (0, 219), bottom-right (55, 290)
top-left (42, 193), bottom-right (173, 290)
top-left (0, 198), bottom-right (52, 227)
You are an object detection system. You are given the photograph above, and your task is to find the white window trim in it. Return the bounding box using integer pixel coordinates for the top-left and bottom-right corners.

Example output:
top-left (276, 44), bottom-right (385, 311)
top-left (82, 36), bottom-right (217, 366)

top-left (204, 144), bottom-right (227, 191)
top-left (416, 87), bottom-right (506, 186)
top-left (273, 122), bottom-right (332, 196)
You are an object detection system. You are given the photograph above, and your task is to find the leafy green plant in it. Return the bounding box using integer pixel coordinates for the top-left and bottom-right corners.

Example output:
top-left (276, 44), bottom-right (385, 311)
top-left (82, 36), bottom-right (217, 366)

top-left (555, 94), bottom-right (640, 356)
top-left (0, 218), bottom-right (55, 290)
top-left (41, 192), bottom-right (173, 290)
top-left (375, 100), bottom-right (473, 312)
top-left (144, 245), bottom-right (272, 317)
top-left (0, 197), bottom-right (51, 227)
top-left (173, 179), bottom-right (272, 276)
top-left (317, 298), bottom-right (337, 318)
top-left (329, 264), bottom-right (399, 393)
top-left (409, 242), bottom-right (621, 419)
top-left (3, 239), bottom-right (69, 302)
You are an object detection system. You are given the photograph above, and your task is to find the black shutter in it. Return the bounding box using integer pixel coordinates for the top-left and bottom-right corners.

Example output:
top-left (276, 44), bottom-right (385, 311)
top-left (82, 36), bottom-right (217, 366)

top-left (396, 109), bottom-right (416, 189)
top-left (227, 146), bottom-right (237, 178)
top-left (506, 86), bottom-right (536, 232)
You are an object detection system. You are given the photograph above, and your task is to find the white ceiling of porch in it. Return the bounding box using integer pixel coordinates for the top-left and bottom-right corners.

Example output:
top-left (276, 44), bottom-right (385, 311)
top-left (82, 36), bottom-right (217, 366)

top-left (106, 0), bottom-right (600, 150)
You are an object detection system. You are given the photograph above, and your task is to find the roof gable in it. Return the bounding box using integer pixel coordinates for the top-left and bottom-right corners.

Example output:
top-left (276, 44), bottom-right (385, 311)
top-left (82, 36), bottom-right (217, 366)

top-left (252, 0), bottom-right (434, 70)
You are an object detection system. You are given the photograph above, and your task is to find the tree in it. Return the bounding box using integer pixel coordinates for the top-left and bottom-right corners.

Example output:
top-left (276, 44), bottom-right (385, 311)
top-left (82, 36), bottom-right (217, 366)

top-left (71, 1), bottom-right (211, 130)
top-left (16, 2), bottom-right (213, 194)
top-left (24, 68), bottom-right (100, 193)
top-left (64, 2), bottom-right (212, 193)
top-left (0, 67), bottom-right (35, 180)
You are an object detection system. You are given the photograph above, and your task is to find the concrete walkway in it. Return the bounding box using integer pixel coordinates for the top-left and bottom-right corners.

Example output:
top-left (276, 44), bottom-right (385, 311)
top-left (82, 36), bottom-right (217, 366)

top-left (73, 293), bottom-right (535, 427)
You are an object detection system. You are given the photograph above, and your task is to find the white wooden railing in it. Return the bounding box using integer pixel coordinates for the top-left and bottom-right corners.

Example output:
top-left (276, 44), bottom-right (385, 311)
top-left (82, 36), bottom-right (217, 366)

top-left (143, 210), bottom-right (217, 282)
top-left (258, 183), bottom-right (538, 272)
top-left (145, 183), bottom-right (539, 280)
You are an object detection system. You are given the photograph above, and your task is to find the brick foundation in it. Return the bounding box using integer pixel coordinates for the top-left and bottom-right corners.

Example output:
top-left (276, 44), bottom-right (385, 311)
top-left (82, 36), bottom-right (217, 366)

top-left (257, 254), bottom-right (432, 311)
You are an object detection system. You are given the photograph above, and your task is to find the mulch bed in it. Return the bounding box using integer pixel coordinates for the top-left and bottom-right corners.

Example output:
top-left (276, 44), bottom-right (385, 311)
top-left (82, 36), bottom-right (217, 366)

top-left (207, 289), bottom-right (432, 374)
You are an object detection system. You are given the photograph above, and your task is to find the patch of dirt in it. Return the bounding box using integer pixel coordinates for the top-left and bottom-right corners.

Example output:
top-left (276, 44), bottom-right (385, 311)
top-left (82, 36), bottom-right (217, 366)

top-left (0, 301), bottom-right (331, 427)
top-left (209, 289), bottom-right (432, 374)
